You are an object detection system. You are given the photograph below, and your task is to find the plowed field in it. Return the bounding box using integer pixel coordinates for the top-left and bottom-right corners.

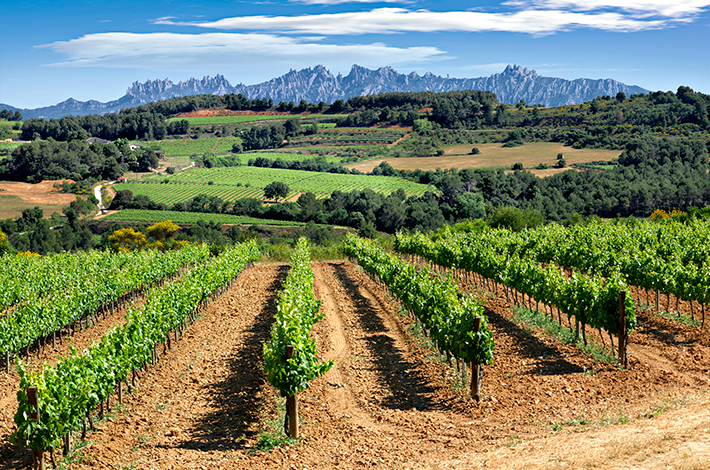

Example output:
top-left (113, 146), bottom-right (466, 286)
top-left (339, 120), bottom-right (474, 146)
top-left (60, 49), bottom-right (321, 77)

top-left (1, 261), bottom-right (709, 469)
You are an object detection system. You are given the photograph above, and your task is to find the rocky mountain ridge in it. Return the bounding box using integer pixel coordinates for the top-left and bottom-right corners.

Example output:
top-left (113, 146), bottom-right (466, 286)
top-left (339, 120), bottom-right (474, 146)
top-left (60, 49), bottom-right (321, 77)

top-left (2, 65), bottom-right (648, 119)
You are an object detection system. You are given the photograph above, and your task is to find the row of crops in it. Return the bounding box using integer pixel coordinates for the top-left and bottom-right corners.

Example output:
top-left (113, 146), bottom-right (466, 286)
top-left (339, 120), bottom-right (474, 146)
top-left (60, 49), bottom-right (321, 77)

top-left (114, 183), bottom-right (265, 205)
top-left (343, 235), bottom-right (495, 397)
top-left (290, 129), bottom-right (407, 145)
top-left (103, 209), bottom-right (311, 226)
top-left (8, 224), bottom-right (670, 466)
top-left (393, 231), bottom-right (637, 359)
top-left (12, 241), bottom-right (260, 461)
top-left (165, 114), bottom-right (330, 125)
top-left (117, 166), bottom-right (433, 202)
top-left (0, 245), bottom-right (210, 360)
top-left (432, 220), bottom-right (710, 318)
top-left (263, 238), bottom-right (332, 437)
top-left (136, 137), bottom-right (242, 157)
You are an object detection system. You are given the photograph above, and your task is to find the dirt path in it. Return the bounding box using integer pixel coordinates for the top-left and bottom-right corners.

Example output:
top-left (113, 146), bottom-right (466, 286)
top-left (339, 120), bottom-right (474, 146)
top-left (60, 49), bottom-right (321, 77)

top-left (3, 261), bottom-right (710, 469)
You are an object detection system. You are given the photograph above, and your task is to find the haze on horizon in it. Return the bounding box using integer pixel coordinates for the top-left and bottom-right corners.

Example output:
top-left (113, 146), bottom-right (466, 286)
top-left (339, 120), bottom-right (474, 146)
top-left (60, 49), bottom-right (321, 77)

top-left (1, 0), bottom-right (709, 109)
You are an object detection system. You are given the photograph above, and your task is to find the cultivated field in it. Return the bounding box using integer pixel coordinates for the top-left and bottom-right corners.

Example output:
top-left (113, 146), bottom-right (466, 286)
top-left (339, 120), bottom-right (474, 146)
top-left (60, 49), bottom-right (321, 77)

top-left (244, 151), bottom-right (345, 164)
top-left (103, 209), bottom-right (312, 226)
top-left (116, 166), bottom-right (434, 204)
top-left (166, 114), bottom-right (330, 125)
top-left (2, 260), bottom-right (709, 469)
top-left (0, 180), bottom-right (78, 219)
top-left (138, 137), bottom-right (242, 157)
top-left (347, 142), bottom-right (622, 176)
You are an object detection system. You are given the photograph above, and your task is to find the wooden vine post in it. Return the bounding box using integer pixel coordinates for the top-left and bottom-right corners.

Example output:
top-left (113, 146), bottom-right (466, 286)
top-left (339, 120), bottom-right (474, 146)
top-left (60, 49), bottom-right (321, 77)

top-left (470, 317), bottom-right (483, 401)
top-left (285, 345), bottom-right (299, 439)
top-left (618, 290), bottom-right (628, 369)
top-left (27, 386), bottom-right (46, 470)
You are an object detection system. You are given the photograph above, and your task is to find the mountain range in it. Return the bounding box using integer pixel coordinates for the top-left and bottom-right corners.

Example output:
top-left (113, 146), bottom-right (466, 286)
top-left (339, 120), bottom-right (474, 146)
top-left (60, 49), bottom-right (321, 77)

top-left (1, 65), bottom-right (648, 119)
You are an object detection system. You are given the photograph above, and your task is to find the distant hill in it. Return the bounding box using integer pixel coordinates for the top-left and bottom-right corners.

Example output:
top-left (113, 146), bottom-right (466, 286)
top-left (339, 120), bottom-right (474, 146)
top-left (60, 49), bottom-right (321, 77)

top-left (1, 65), bottom-right (648, 119)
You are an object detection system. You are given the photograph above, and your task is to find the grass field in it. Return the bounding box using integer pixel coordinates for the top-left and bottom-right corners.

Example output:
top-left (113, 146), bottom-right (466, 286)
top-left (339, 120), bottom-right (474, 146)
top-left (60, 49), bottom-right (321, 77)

top-left (102, 209), bottom-right (311, 226)
top-left (166, 114), bottom-right (330, 125)
top-left (347, 142), bottom-right (622, 176)
top-left (0, 194), bottom-right (64, 219)
top-left (115, 166), bottom-right (434, 205)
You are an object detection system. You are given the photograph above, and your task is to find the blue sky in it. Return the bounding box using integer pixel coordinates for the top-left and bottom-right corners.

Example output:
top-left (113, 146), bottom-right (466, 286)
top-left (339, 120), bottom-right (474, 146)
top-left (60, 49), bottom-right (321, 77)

top-left (2, 0), bottom-right (710, 109)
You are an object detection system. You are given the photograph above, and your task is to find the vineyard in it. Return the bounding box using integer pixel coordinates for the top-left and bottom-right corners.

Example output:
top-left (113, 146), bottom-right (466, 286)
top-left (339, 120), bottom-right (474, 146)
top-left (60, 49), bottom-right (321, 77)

top-left (137, 137), bottom-right (242, 157)
top-left (244, 151), bottom-right (345, 164)
top-left (166, 114), bottom-right (330, 125)
top-left (288, 128), bottom-right (407, 146)
top-left (102, 209), bottom-right (313, 226)
top-left (116, 166), bottom-right (434, 203)
top-left (1, 225), bottom-right (710, 469)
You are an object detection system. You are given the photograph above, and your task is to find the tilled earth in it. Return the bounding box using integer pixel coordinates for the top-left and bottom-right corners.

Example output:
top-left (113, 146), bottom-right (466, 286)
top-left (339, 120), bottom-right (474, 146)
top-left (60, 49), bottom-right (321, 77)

top-left (1, 261), bottom-right (710, 469)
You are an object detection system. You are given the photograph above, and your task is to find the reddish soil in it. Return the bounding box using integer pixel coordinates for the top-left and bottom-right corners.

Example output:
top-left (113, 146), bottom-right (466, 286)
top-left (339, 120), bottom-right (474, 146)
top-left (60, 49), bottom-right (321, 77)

top-left (0, 300), bottom-right (140, 467)
top-left (175, 109), bottom-right (309, 118)
top-left (2, 261), bottom-right (710, 469)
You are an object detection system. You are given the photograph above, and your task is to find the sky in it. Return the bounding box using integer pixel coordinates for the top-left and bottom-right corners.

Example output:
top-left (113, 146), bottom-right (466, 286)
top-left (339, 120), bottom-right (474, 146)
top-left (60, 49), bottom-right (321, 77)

top-left (2, 0), bottom-right (710, 109)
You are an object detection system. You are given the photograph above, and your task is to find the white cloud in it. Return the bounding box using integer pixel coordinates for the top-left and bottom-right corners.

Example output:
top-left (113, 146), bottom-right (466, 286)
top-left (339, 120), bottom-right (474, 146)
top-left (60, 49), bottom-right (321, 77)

top-left (504, 0), bottom-right (710, 18)
top-left (154, 7), bottom-right (682, 35)
top-left (292, 0), bottom-right (406, 4)
top-left (38, 32), bottom-right (446, 70)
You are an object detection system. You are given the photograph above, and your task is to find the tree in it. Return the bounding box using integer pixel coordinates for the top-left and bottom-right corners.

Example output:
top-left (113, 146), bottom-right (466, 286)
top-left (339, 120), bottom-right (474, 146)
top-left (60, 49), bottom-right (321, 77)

top-left (136, 149), bottom-right (159, 172)
top-left (146, 220), bottom-right (181, 250)
top-left (555, 158), bottom-right (567, 168)
top-left (0, 229), bottom-right (11, 255)
top-left (471, 147), bottom-right (481, 155)
top-left (264, 181), bottom-right (289, 202)
top-left (107, 228), bottom-right (147, 252)
top-left (109, 190), bottom-right (134, 210)
top-left (488, 206), bottom-right (543, 232)
top-left (455, 192), bottom-right (486, 220)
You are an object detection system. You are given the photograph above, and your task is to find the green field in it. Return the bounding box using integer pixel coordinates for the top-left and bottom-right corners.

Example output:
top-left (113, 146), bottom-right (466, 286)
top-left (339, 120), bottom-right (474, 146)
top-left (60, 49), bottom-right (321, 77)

top-left (138, 137), bottom-right (242, 157)
top-left (115, 166), bottom-right (434, 205)
top-left (103, 209), bottom-right (311, 226)
top-left (0, 142), bottom-right (20, 151)
top-left (166, 114), bottom-right (330, 125)
top-left (244, 151), bottom-right (344, 164)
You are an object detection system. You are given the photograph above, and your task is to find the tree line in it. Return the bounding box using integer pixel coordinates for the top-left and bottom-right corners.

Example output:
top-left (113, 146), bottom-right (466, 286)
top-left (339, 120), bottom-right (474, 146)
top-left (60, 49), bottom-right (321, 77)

top-left (0, 139), bottom-right (159, 182)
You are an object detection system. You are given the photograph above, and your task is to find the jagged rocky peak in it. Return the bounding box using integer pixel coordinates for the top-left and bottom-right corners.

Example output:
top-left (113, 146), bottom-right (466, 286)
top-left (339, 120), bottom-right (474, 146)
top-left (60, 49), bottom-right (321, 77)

top-left (127, 78), bottom-right (174, 96)
top-left (502, 64), bottom-right (538, 78)
top-left (13, 64), bottom-right (649, 119)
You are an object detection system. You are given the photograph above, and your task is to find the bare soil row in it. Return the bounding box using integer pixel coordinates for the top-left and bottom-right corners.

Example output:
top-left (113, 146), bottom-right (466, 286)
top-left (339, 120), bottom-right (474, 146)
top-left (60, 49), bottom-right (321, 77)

top-left (1, 261), bottom-right (709, 469)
